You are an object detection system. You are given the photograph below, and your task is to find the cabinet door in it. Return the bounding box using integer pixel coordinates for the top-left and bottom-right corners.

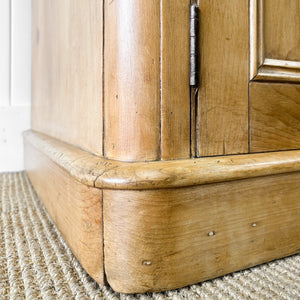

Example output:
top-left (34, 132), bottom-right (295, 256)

top-left (197, 0), bottom-right (300, 156)
top-left (249, 0), bottom-right (300, 152)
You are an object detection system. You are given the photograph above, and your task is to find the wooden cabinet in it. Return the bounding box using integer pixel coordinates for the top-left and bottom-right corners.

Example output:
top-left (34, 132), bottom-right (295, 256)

top-left (25, 0), bottom-right (300, 293)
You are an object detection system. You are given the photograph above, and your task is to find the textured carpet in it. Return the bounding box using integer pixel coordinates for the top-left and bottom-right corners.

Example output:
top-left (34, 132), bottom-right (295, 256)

top-left (1, 172), bottom-right (300, 299)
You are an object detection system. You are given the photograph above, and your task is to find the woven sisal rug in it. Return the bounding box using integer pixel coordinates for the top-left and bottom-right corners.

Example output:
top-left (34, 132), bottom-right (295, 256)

top-left (1, 172), bottom-right (300, 299)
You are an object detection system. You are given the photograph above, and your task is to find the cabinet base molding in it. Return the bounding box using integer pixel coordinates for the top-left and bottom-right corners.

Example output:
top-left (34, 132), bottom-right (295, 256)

top-left (24, 136), bottom-right (105, 285)
top-left (24, 130), bottom-right (300, 293)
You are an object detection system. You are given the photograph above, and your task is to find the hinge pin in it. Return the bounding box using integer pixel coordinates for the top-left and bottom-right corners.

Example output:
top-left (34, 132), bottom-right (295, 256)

top-left (190, 4), bottom-right (199, 87)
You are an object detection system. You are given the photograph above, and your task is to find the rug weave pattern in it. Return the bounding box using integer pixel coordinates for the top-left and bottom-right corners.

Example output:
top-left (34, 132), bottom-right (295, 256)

top-left (1, 172), bottom-right (300, 299)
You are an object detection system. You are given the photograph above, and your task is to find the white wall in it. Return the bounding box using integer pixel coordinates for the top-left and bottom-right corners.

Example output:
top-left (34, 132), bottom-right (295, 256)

top-left (0, 0), bottom-right (31, 172)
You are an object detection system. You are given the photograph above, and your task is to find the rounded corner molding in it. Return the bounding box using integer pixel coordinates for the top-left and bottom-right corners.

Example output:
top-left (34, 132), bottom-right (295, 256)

top-left (24, 130), bottom-right (300, 190)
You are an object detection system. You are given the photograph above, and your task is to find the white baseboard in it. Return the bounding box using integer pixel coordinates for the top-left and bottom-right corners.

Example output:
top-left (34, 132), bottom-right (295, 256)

top-left (0, 106), bottom-right (30, 172)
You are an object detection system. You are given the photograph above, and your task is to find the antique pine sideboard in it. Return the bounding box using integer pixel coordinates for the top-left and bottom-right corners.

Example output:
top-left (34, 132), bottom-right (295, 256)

top-left (25, 0), bottom-right (300, 294)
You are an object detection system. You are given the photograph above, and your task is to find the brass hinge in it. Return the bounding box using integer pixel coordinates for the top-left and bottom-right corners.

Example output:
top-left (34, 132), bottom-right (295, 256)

top-left (190, 3), bottom-right (199, 87)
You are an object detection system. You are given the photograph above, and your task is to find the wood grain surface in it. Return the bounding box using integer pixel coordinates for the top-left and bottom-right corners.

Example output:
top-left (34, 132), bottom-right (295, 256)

top-left (264, 0), bottom-right (300, 62)
top-left (254, 64), bottom-right (300, 83)
top-left (104, 172), bottom-right (300, 293)
top-left (197, 0), bottom-right (249, 156)
top-left (28, 1), bottom-right (300, 294)
top-left (31, 0), bottom-right (103, 155)
top-left (24, 130), bottom-right (300, 293)
top-left (250, 82), bottom-right (300, 152)
top-left (24, 130), bottom-right (300, 190)
top-left (250, 0), bottom-right (300, 82)
top-left (24, 138), bottom-right (104, 284)
top-left (104, 0), bottom-right (160, 161)
top-left (160, 0), bottom-right (190, 160)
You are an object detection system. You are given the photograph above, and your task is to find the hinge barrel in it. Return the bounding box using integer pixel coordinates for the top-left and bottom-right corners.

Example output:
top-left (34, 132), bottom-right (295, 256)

top-left (190, 4), bottom-right (199, 86)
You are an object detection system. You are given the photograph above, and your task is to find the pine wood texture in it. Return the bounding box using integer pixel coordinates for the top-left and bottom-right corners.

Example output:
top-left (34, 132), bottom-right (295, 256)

top-left (25, 130), bottom-right (300, 293)
top-left (161, 0), bottom-right (190, 160)
top-left (264, 0), bottom-right (300, 62)
top-left (24, 138), bottom-right (104, 284)
top-left (24, 130), bottom-right (300, 190)
top-left (27, 0), bottom-right (300, 294)
top-left (104, 0), bottom-right (191, 161)
top-left (31, 0), bottom-right (103, 155)
top-left (104, 172), bottom-right (300, 293)
top-left (250, 82), bottom-right (300, 152)
top-left (104, 0), bottom-right (160, 161)
top-left (197, 0), bottom-right (249, 156)
top-left (250, 0), bottom-right (300, 82)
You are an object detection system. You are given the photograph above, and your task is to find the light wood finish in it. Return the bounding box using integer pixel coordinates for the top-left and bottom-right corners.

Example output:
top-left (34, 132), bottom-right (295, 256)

top-left (197, 0), bottom-right (249, 156)
top-left (249, 2), bottom-right (300, 151)
top-left (104, 0), bottom-right (160, 161)
top-left (250, 82), bottom-right (300, 152)
top-left (161, 0), bottom-right (190, 160)
top-left (31, 0), bottom-right (103, 155)
top-left (24, 138), bottom-right (104, 284)
top-left (28, 0), bottom-right (300, 294)
top-left (250, 0), bottom-right (300, 82)
top-left (25, 131), bottom-right (300, 293)
top-left (253, 61), bottom-right (300, 82)
top-left (104, 172), bottom-right (300, 293)
top-left (249, 0), bottom-right (262, 79)
top-left (24, 130), bottom-right (300, 190)
top-left (264, 0), bottom-right (300, 62)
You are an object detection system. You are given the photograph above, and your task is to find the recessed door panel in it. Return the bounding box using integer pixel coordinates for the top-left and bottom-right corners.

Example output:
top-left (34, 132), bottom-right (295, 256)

top-left (250, 0), bottom-right (300, 82)
top-left (249, 0), bottom-right (300, 152)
